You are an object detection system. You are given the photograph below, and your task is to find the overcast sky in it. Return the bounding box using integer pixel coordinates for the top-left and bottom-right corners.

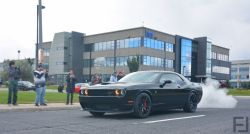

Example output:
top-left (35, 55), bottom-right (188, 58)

top-left (0, 0), bottom-right (249, 62)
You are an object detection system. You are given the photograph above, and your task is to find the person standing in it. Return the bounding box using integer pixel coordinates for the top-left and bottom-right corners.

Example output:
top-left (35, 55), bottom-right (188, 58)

top-left (91, 74), bottom-right (102, 85)
top-left (117, 70), bottom-right (125, 81)
top-left (66, 69), bottom-right (76, 105)
top-left (34, 64), bottom-right (47, 106)
top-left (7, 61), bottom-right (20, 106)
top-left (110, 71), bottom-right (118, 82)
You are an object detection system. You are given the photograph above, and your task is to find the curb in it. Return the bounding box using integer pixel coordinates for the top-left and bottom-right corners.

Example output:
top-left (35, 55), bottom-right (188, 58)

top-left (0, 104), bottom-right (81, 112)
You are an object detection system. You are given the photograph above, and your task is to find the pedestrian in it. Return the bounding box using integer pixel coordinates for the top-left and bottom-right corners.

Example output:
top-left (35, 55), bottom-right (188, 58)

top-left (117, 70), bottom-right (125, 81)
top-left (91, 74), bottom-right (102, 85)
top-left (110, 71), bottom-right (117, 82)
top-left (34, 64), bottom-right (47, 106)
top-left (7, 61), bottom-right (21, 106)
top-left (66, 69), bottom-right (76, 105)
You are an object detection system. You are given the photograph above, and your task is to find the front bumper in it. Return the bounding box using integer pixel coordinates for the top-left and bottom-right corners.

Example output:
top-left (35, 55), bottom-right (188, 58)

top-left (79, 96), bottom-right (134, 113)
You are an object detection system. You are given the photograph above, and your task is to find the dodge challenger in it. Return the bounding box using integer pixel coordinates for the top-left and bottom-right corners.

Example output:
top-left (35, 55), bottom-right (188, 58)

top-left (79, 71), bottom-right (202, 118)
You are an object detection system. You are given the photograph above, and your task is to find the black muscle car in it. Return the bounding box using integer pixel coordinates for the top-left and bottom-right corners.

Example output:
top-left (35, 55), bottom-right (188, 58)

top-left (79, 71), bottom-right (202, 118)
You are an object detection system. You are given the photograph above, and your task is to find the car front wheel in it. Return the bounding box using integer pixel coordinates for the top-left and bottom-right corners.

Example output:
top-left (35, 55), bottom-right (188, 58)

top-left (134, 93), bottom-right (152, 118)
top-left (89, 111), bottom-right (105, 117)
top-left (183, 92), bottom-right (198, 113)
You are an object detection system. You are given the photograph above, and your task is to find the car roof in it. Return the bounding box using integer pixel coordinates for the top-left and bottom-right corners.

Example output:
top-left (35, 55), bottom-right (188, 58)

top-left (136, 70), bottom-right (178, 74)
top-left (135, 70), bottom-right (191, 83)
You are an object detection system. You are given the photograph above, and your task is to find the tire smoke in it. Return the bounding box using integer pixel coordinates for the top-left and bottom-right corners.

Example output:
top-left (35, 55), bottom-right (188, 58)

top-left (198, 78), bottom-right (238, 108)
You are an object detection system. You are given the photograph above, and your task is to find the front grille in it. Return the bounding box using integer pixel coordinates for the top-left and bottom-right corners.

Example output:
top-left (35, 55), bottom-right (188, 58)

top-left (88, 89), bottom-right (115, 96)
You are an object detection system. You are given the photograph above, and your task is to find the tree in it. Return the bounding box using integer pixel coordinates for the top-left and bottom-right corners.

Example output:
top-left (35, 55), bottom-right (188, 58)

top-left (0, 59), bottom-right (33, 82)
top-left (127, 56), bottom-right (140, 73)
top-left (15, 60), bottom-right (33, 82)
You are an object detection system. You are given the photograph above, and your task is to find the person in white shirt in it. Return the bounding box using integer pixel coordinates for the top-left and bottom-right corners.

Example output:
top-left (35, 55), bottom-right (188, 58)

top-left (33, 64), bottom-right (47, 106)
top-left (110, 71), bottom-right (118, 82)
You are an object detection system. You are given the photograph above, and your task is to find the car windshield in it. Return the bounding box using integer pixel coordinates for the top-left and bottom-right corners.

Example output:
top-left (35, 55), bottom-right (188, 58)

top-left (119, 72), bottom-right (161, 83)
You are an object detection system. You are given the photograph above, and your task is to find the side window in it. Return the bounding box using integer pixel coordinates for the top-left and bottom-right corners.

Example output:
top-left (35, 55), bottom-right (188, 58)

top-left (159, 73), bottom-right (183, 84)
top-left (159, 74), bottom-right (172, 84)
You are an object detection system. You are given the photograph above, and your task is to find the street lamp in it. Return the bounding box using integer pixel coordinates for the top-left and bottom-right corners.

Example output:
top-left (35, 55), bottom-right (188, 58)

top-left (17, 50), bottom-right (21, 60)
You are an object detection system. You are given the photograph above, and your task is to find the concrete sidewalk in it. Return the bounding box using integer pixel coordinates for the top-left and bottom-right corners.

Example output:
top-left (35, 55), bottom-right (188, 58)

top-left (0, 103), bottom-right (81, 112)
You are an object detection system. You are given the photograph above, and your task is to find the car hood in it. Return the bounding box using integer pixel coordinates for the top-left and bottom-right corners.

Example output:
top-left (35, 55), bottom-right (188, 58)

top-left (88, 82), bottom-right (154, 90)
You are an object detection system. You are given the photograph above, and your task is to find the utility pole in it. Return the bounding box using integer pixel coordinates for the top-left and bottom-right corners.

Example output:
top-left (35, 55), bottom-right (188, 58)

top-left (17, 50), bottom-right (21, 60)
top-left (36, 0), bottom-right (45, 68)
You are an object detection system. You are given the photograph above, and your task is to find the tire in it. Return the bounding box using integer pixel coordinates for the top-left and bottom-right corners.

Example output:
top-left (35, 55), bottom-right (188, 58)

top-left (89, 111), bottom-right (105, 117)
top-left (183, 92), bottom-right (198, 113)
top-left (133, 93), bottom-right (152, 118)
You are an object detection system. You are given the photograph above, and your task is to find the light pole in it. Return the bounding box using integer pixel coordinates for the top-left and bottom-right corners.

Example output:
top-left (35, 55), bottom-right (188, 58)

top-left (182, 66), bottom-right (186, 76)
top-left (36, 0), bottom-right (45, 68)
top-left (17, 50), bottom-right (21, 60)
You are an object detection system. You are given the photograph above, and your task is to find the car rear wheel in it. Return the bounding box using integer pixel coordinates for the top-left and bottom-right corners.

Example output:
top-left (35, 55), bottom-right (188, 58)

top-left (183, 92), bottom-right (197, 113)
top-left (89, 111), bottom-right (105, 117)
top-left (134, 93), bottom-right (152, 118)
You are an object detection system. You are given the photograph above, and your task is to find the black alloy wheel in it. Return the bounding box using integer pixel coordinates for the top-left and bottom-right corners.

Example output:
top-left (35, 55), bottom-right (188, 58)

top-left (134, 93), bottom-right (152, 118)
top-left (183, 92), bottom-right (198, 112)
top-left (89, 111), bottom-right (105, 117)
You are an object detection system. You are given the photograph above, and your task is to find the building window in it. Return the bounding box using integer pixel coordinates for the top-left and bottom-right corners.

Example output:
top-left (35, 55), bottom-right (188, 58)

top-left (116, 56), bottom-right (131, 66)
top-left (239, 67), bottom-right (249, 80)
top-left (206, 42), bottom-right (212, 76)
top-left (165, 59), bottom-right (174, 68)
top-left (212, 66), bottom-right (230, 74)
top-left (217, 53), bottom-right (229, 61)
top-left (93, 57), bottom-right (114, 67)
top-left (181, 39), bottom-right (192, 76)
top-left (212, 52), bottom-right (216, 59)
top-left (105, 57), bottom-right (114, 67)
top-left (166, 43), bottom-right (174, 52)
top-left (94, 41), bottom-right (114, 51)
top-left (143, 55), bottom-right (173, 68)
top-left (117, 37), bottom-right (141, 49)
top-left (83, 59), bottom-right (93, 68)
top-left (144, 38), bottom-right (167, 51)
top-left (231, 67), bottom-right (237, 74)
top-left (231, 75), bottom-right (237, 79)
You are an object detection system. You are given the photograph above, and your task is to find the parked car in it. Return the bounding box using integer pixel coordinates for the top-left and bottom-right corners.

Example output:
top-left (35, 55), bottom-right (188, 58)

top-left (79, 71), bottom-right (203, 118)
top-left (18, 81), bottom-right (35, 91)
top-left (75, 83), bottom-right (89, 93)
top-left (58, 84), bottom-right (64, 93)
top-left (0, 78), bottom-right (3, 86)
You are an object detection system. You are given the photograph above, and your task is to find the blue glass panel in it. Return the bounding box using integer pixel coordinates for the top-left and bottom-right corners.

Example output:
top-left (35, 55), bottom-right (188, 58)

top-left (181, 39), bottom-right (192, 76)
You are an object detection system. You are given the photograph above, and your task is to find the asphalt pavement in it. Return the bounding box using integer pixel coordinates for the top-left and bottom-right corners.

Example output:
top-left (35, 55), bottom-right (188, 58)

top-left (0, 97), bottom-right (249, 134)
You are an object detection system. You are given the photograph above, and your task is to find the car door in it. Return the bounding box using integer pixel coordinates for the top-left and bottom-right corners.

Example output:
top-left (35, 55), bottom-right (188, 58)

top-left (158, 73), bottom-right (187, 107)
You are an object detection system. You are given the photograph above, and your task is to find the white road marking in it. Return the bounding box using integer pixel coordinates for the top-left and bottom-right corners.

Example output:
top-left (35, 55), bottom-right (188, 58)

top-left (135, 115), bottom-right (206, 124)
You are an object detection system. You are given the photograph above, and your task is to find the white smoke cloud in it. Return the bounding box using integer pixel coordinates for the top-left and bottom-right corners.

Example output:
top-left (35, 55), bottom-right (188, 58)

top-left (198, 78), bottom-right (238, 108)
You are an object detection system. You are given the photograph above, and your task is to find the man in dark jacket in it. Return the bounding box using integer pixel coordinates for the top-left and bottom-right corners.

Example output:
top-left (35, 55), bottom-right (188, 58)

top-left (8, 61), bottom-right (20, 106)
top-left (66, 69), bottom-right (76, 105)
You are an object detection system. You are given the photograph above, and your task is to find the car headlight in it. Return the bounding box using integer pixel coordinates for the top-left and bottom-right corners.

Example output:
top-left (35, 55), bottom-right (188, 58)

top-left (80, 89), bottom-right (88, 96)
top-left (84, 89), bottom-right (88, 96)
top-left (114, 89), bottom-right (126, 96)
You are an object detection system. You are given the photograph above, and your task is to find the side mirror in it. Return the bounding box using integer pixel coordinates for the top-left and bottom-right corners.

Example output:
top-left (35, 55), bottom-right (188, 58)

top-left (160, 80), bottom-right (172, 88)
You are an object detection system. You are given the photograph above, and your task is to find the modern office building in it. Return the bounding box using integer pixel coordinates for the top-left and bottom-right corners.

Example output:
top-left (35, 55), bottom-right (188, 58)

top-left (38, 27), bottom-right (230, 84)
top-left (230, 60), bottom-right (250, 88)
